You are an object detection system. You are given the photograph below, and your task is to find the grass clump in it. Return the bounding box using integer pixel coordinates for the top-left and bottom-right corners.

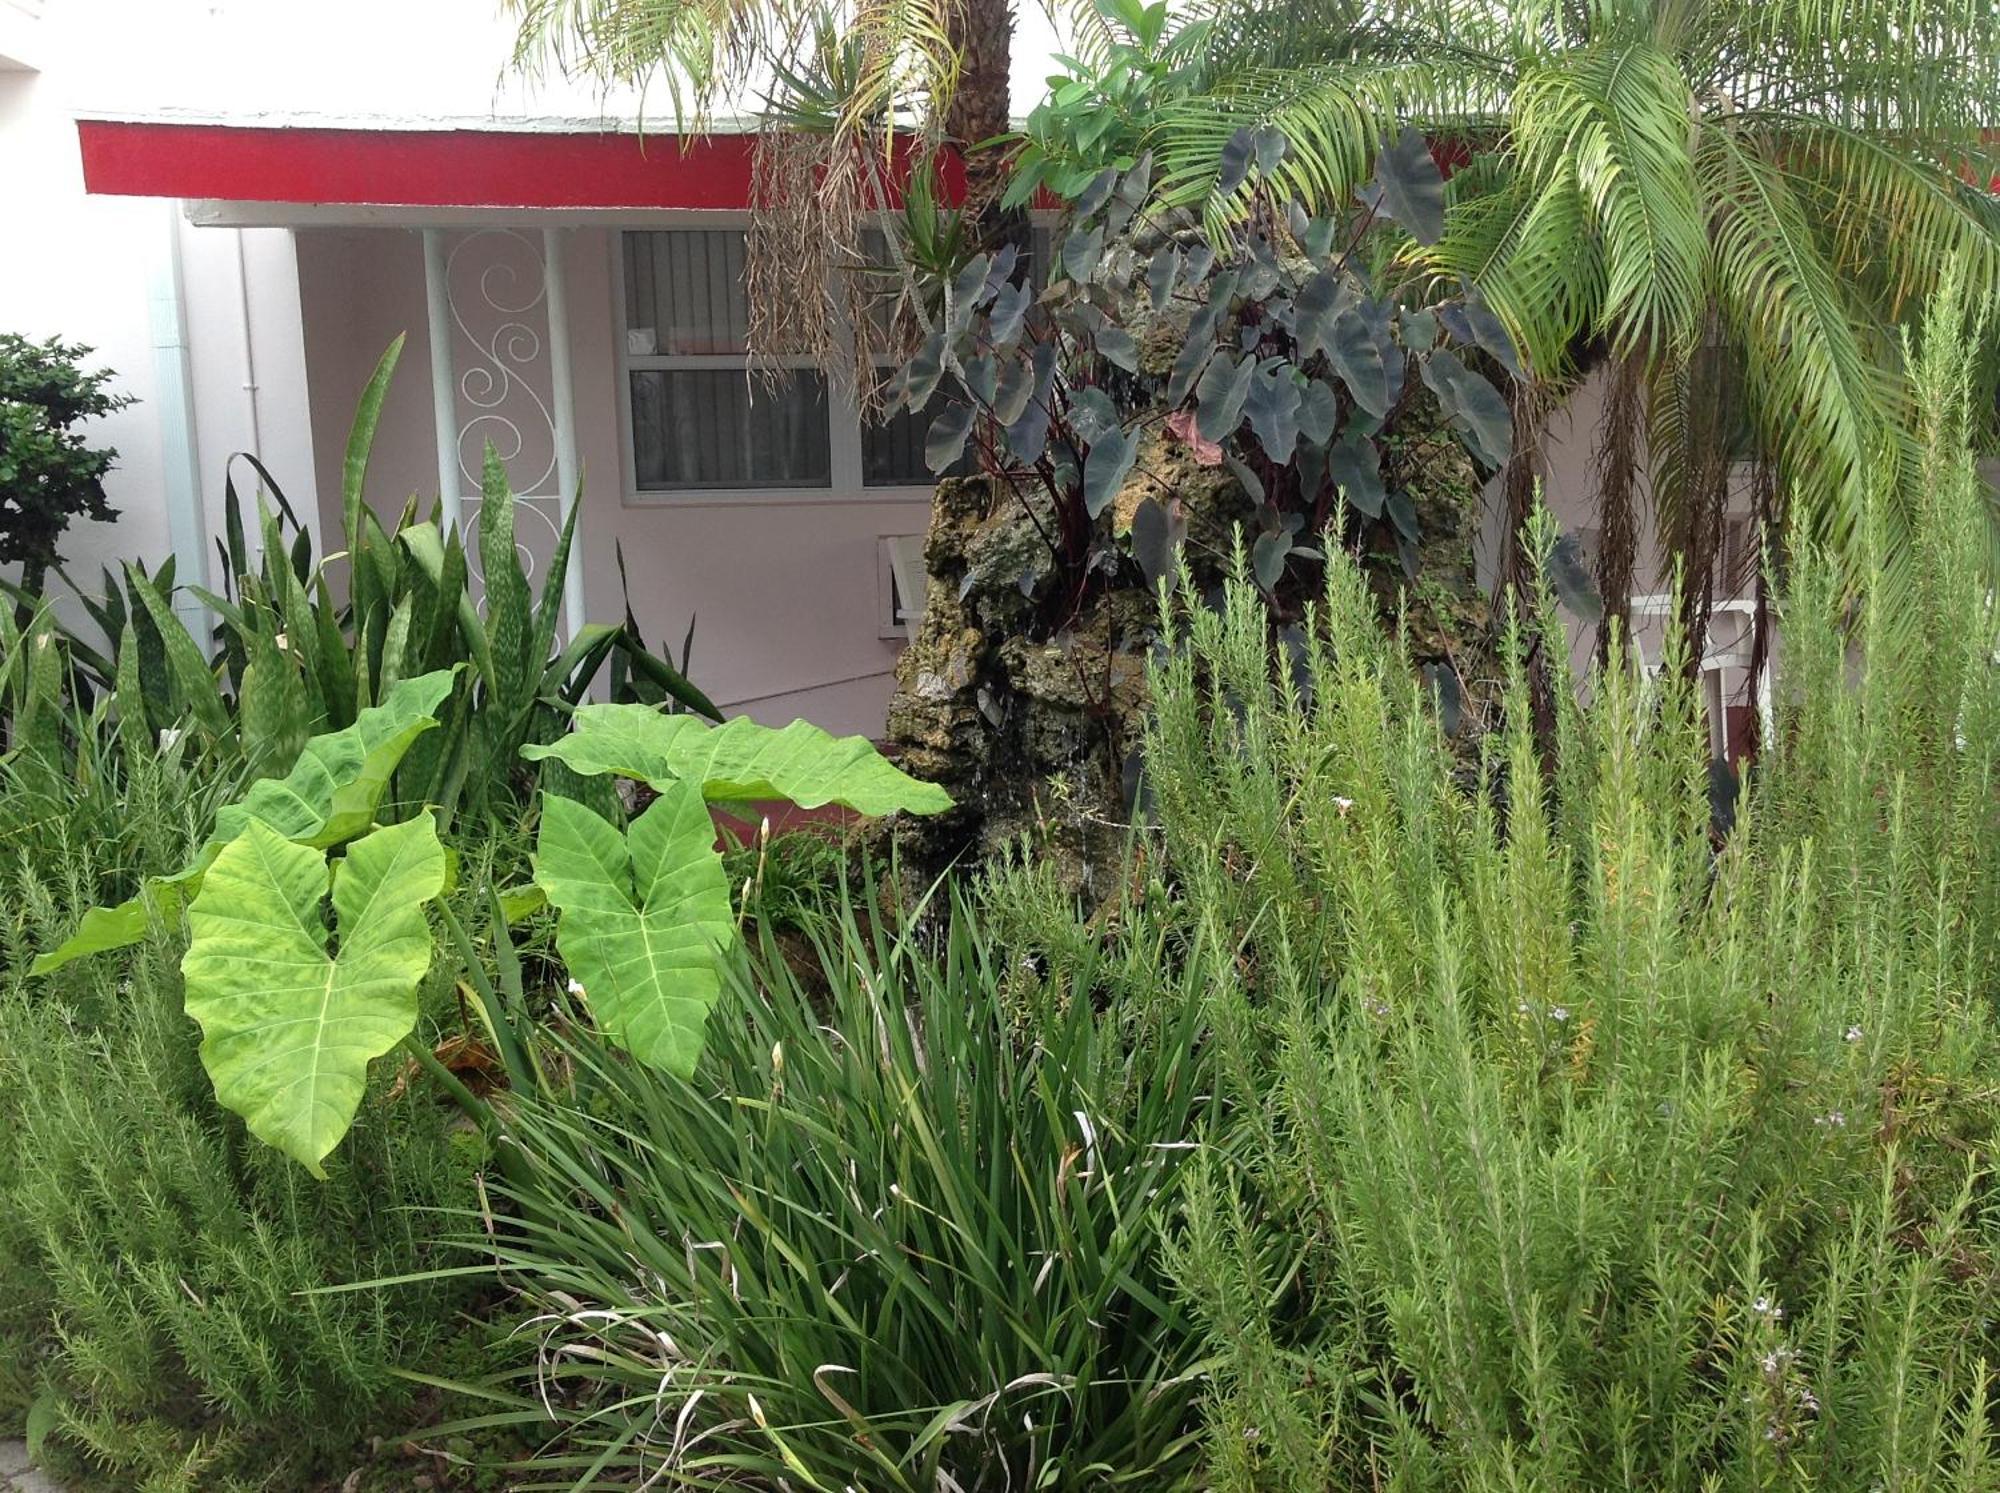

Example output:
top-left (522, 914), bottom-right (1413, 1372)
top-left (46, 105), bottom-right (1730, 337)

top-left (448, 881), bottom-right (1213, 1489)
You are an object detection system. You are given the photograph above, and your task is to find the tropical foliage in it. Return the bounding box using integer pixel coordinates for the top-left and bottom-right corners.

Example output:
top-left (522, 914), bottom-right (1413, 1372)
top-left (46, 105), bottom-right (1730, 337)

top-left (894, 138), bottom-right (1519, 627)
top-left (0, 334), bottom-right (129, 601)
top-left (39, 674), bottom-right (947, 1170)
top-left (1139, 0), bottom-right (2000, 576)
top-left (396, 288), bottom-right (2000, 1492)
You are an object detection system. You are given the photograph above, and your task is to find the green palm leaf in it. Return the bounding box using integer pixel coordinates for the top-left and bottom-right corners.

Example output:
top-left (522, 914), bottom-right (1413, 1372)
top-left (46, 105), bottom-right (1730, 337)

top-left (1701, 129), bottom-right (1904, 567)
top-left (1513, 40), bottom-right (1706, 356)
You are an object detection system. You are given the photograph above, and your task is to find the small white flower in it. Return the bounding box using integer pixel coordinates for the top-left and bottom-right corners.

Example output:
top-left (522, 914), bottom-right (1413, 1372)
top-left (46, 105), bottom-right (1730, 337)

top-left (158, 726), bottom-right (183, 750)
top-left (1845, 1024), bottom-right (1863, 1043)
top-left (1332, 796), bottom-right (1355, 815)
top-left (1752, 1296), bottom-right (1784, 1319)
top-left (1814, 1110), bottom-right (1846, 1129)
top-left (566, 977), bottom-right (586, 998)
top-left (1551, 1005), bottom-right (1570, 1023)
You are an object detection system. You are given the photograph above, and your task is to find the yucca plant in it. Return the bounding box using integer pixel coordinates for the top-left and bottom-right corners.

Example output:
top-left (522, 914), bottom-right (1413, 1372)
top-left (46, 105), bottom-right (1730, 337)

top-left (1138, 278), bottom-right (2000, 1488)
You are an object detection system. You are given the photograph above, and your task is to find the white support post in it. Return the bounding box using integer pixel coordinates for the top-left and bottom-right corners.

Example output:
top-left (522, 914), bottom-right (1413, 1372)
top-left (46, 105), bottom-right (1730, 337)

top-left (420, 229), bottom-right (462, 535)
top-left (150, 204), bottom-right (211, 642)
top-left (542, 227), bottom-right (588, 639)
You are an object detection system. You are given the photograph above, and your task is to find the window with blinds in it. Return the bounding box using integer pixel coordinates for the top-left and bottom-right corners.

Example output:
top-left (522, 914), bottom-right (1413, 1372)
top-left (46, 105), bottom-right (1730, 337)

top-left (619, 225), bottom-right (1051, 496)
top-left (622, 230), bottom-right (831, 491)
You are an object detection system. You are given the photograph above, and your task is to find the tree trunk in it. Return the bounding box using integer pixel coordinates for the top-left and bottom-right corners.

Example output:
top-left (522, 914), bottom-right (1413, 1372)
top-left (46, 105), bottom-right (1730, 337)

top-left (943, 0), bottom-right (1015, 227)
top-left (1592, 349), bottom-right (1643, 665)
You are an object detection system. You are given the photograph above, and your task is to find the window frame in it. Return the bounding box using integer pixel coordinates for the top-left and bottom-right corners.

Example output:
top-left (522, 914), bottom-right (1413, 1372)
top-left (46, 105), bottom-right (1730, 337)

top-left (612, 217), bottom-right (935, 508)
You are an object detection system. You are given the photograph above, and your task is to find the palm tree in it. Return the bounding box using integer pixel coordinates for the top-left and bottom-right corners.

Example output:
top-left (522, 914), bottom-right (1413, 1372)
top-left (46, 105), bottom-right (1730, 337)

top-left (1150, 0), bottom-right (2000, 620)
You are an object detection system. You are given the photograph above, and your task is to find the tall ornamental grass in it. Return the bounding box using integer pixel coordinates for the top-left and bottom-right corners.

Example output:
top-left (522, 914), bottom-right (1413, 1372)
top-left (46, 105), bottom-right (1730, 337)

top-left (1144, 286), bottom-right (2000, 1489)
top-left (447, 883), bottom-right (1213, 1490)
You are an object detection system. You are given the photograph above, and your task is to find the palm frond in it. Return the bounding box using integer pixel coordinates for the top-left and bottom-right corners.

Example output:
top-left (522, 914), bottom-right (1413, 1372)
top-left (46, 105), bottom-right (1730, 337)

top-left (1746, 117), bottom-right (2000, 319)
top-left (1419, 170), bottom-right (1607, 379)
top-left (1513, 39), bottom-right (1706, 356)
top-left (1149, 55), bottom-right (1509, 227)
top-left (509, 0), bottom-right (961, 138)
top-left (1700, 129), bottom-right (1908, 574)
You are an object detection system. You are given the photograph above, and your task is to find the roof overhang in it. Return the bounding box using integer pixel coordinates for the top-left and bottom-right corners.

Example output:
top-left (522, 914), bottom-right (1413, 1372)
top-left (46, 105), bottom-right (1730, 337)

top-left (77, 117), bottom-right (966, 218)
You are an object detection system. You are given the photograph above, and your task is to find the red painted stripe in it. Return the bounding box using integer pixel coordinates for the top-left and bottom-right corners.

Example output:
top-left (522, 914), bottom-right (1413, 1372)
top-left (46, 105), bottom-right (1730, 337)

top-left (76, 118), bottom-right (968, 210)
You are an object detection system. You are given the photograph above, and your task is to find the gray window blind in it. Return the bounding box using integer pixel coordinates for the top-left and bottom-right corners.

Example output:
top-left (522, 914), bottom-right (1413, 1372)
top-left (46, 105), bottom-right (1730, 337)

top-left (623, 230), bottom-right (751, 355)
top-left (624, 230), bottom-right (831, 489)
top-left (630, 369), bottom-right (831, 491)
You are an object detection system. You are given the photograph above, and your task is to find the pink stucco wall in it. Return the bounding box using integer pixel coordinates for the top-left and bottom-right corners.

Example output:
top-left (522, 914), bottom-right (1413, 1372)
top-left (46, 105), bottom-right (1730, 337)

top-left (294, 224), bottom-right (927, 738)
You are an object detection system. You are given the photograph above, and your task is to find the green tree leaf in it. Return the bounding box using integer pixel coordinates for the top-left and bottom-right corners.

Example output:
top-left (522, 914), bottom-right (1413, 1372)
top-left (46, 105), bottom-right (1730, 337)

top-left (533, 783), bottom-right (734, 1078)
top-left (182, 815), bottom-right (448, 1175)
top-left (521, 705), bottom-right (953, 816)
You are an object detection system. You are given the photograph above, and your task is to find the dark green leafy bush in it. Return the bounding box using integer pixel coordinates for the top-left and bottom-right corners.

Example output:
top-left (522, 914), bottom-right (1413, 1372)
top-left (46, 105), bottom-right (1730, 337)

top-left (893, 132), bottom-right (1515, 623)
top-left (0, 334), bottom-right (129, 598)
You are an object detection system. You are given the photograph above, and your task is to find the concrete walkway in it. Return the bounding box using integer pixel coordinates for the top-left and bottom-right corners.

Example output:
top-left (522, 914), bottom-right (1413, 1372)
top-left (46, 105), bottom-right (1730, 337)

top-left (0, 1443), bottom-right (60, 1492)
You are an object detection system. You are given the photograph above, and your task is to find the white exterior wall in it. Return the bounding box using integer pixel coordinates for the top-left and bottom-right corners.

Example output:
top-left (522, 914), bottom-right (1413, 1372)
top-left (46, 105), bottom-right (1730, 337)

top-left (3, 0), bottom-right (1060, 728)
top-left (0, 2), bottom-right (317, 640)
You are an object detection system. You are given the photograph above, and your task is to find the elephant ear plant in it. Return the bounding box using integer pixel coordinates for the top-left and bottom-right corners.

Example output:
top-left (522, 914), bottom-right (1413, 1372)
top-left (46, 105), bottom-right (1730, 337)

top-left (34, 686), bottom-right (950, 1171)
top-left (519, 706), bottom-right (952, 1076)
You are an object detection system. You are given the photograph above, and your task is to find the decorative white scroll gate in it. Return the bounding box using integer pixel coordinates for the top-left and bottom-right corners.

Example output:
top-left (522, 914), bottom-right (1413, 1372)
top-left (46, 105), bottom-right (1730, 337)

top-left (419, 226), bottom-right (587, 636)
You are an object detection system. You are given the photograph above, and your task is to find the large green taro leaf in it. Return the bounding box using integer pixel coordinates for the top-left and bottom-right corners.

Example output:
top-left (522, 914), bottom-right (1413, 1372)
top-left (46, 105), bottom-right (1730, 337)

top-left (521, 704), bottom-right (953, 817)
top-left (32, 670), bottom-right (454, 975)
top-left (533, 779), bottom-right (735, 1078)
top-left (182, 816), bottom-right (447, 1175)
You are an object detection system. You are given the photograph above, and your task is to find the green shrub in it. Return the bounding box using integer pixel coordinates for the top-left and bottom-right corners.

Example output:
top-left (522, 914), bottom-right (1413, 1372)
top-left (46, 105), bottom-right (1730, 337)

top-left (1139, 287), bottom-right (2000, 1488)
top-left (0, 741), bottom-right (478, 1492)
top-left (451, 882), bottom-right (1212, 1489)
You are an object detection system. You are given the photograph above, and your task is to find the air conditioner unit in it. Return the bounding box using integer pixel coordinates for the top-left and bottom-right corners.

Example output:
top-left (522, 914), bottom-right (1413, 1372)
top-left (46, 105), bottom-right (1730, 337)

top-left (878, 535), bottom-right (928, 641)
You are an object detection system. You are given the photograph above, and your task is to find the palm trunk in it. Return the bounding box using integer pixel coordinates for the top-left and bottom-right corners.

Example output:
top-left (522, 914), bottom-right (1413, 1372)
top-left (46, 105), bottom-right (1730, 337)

top-left (943, 0), bottom-right (1015, 232)
top-left (1592, 350), bottom-right (1643, 666)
